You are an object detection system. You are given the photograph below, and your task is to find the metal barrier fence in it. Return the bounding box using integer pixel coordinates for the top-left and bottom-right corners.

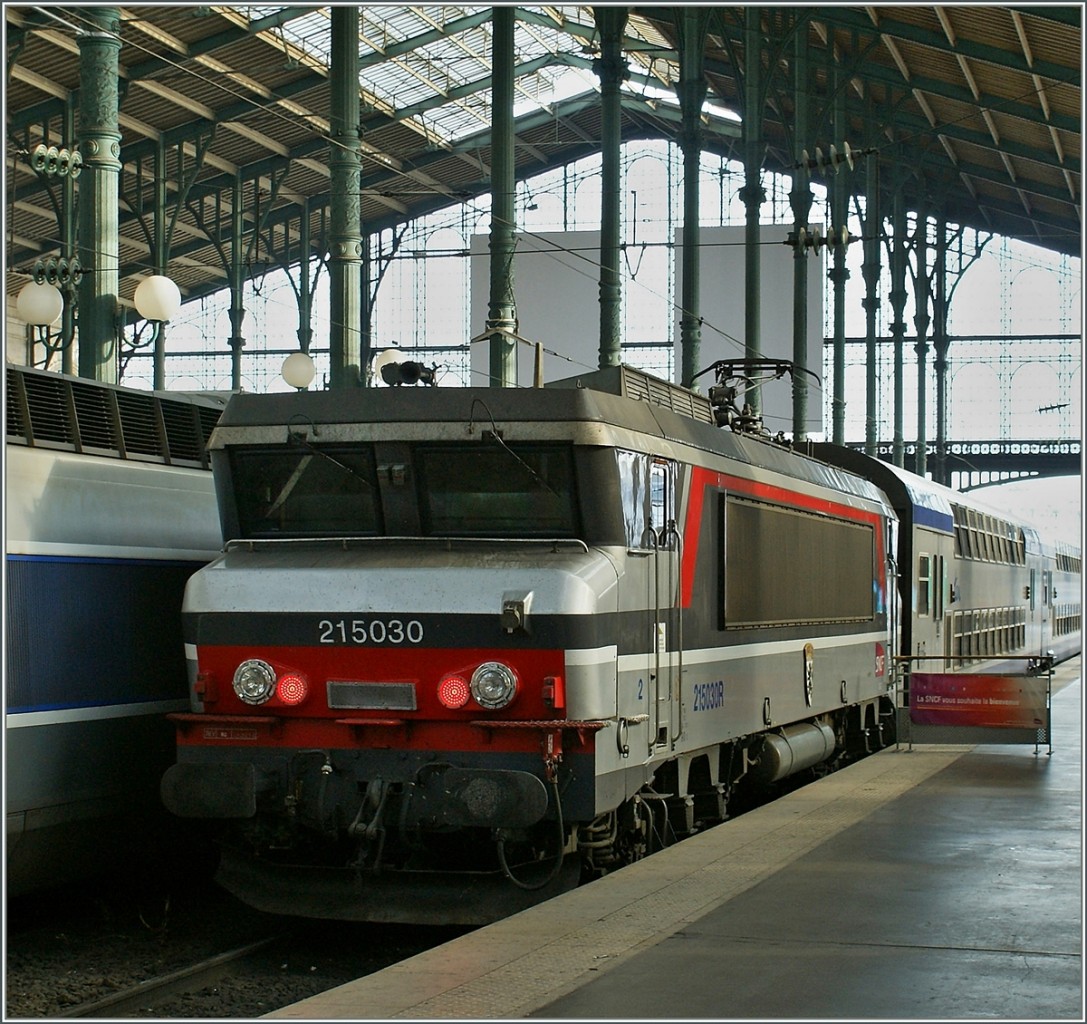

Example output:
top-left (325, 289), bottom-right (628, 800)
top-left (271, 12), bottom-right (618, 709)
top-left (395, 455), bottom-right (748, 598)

top-left (894, 654), bottom-right (1054, 756)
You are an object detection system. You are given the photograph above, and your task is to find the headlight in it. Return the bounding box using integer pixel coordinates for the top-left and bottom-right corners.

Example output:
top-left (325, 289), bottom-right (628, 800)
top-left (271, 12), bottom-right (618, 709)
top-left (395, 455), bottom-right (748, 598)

top-left (233, 659), bottom-right (276, 705)
top-left (470, 661), bottom-right (518, 709)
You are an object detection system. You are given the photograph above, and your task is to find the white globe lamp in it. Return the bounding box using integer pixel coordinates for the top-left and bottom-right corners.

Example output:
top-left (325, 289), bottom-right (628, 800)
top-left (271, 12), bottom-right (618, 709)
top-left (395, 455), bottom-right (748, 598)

top-left (16, 281), bottom-right (63, 326)
top-left (282, 351), bottom-right (316, 390)
top-left (133, 274), bottom-right (182, 322)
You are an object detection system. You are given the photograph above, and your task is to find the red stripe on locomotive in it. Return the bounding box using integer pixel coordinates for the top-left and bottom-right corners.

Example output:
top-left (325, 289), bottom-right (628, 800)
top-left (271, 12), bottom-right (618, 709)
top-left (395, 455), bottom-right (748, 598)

top-left (680, 466), bottom-right (888, 608)
top-left (176, 644), bottom-right (583, 755)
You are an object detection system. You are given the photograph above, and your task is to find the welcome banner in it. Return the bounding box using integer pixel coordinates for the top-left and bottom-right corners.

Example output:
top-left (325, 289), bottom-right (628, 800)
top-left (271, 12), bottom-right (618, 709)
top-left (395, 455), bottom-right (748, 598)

top-left (910, 673), bottom-right (1048, 729)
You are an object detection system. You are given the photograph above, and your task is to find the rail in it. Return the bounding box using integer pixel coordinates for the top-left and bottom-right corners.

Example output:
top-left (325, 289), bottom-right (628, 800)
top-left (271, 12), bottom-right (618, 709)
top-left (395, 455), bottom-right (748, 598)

top-left (56, 936), bottom-right (281, 1018)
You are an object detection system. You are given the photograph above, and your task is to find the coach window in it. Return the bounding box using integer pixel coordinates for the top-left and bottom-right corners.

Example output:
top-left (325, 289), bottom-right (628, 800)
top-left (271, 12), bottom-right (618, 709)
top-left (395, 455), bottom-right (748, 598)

top-left (951, 505), bottom-right (966, 557)
top-left (934, 555), bottom-right (946, 621)
top-left (917, 554), bottom-right (931, 617)
top-left (965, 509), bottom-right (979, 559)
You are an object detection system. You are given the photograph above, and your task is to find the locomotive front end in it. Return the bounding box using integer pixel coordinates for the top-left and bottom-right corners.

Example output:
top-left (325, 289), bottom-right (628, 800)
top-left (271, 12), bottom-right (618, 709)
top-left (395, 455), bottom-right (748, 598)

top-left (161, 387), bottom-right (620, 923)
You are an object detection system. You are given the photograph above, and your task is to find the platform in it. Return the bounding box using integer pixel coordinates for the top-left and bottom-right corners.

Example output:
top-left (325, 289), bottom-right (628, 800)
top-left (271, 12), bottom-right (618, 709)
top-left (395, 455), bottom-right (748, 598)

top-left (268, 658), bottom-right (1082, 1021)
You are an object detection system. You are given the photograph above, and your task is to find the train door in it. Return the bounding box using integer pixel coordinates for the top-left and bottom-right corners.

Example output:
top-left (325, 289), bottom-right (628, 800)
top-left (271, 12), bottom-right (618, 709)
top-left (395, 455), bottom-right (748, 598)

top-left (617, 450), bottom-right (679, 757)
top-left (649, 459), bottom-right (680, 751)
top-left (1028, 567), bottom-right (1038, 650)
top-left (886, 517), bottom-right (901, 661)
top-left (1041, 569), bottom-right (1052, 652)
top-left (915, 546), bottom-right (932, 658)
top-left (933, 552), bottom-right (947, 648)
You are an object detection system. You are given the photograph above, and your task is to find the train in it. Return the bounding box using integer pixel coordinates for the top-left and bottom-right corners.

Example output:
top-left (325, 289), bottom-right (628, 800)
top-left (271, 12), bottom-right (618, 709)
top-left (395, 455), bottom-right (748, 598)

top-left (5, 365), bottom-right (224, 895)
top-left (160, 360), bottom-right (1081, 924)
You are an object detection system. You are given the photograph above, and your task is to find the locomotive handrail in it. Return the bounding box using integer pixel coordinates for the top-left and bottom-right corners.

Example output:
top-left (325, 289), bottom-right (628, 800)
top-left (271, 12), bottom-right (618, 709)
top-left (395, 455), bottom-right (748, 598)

top-left (167, 712), bottom-right (279, 727)
top-left (336, 718), bottom-right (408, 728)
top-left (648, 526), bottom-right (663, 754)
top-left (468, 719), bottom-right (609, 729)
top-left (224, 535), bottom-right (592, 553)
top-left (892, 654), bottom-right (1055, 662)
top-left (664, 519), bottom-right (685, 748)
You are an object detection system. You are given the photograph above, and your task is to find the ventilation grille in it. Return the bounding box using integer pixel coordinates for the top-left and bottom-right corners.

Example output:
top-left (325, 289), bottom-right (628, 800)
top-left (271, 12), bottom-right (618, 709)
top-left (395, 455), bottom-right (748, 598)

top-left (547, 364), bottom-right (715, 424)
top-left (6, 365), bottom-right (221, 469)
top-left (620, 368), bottom-right (715, 423)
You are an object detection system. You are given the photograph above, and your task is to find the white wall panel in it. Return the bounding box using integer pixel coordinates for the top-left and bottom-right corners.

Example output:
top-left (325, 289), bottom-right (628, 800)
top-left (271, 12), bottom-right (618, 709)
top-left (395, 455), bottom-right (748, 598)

top-left (674, 224), bottom-right (822, 435)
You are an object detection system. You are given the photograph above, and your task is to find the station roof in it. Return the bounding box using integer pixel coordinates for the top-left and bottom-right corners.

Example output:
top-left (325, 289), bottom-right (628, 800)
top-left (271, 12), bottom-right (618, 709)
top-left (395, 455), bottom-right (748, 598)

top-left (5, 5), bottom-right (1082, 312)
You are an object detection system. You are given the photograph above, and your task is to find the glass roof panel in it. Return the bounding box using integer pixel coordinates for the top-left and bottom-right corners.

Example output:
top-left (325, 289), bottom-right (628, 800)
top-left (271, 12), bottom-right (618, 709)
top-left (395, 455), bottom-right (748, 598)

top-left (270, 6), bottom-right (334, 65)
top-left (261, 4), bottom-right (607, 146)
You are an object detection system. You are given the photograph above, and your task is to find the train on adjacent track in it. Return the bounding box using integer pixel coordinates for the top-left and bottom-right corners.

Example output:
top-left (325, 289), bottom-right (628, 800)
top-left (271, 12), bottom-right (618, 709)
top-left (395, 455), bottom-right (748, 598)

top-left (5, 365), bottom-right (223, 895)
top-left (160, 361), bottom-right (1080, 924)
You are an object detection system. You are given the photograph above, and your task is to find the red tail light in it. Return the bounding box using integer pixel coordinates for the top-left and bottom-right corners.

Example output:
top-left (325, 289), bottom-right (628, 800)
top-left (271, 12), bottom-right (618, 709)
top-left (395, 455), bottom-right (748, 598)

top-left (437, 675), bottom-right (470, 709)
top-left (276, 673), bottom-right (308, 706)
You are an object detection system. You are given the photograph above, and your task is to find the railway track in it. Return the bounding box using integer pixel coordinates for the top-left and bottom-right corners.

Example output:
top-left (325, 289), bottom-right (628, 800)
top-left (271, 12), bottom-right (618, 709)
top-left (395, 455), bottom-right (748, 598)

top-left (5, 872), bottom-right (464, 1019)
top-left (57, 937), bottom-right (282, 1018)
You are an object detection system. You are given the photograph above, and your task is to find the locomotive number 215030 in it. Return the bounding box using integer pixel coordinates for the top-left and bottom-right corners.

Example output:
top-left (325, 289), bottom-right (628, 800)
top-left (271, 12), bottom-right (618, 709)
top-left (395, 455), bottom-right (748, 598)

top-left (317, 618), bottom-right (425, 645)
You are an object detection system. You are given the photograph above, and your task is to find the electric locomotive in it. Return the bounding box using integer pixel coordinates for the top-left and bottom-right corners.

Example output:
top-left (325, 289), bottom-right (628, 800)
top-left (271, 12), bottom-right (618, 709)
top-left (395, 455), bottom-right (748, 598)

top-left (163, 363), bottom-right (902, 923)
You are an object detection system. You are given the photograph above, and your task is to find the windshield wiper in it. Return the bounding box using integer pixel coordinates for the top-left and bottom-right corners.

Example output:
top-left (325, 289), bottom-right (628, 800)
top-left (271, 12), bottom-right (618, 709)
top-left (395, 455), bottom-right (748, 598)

top-left (288, 434), bottom-right (377, 491)
top-left (265, 453), bottom-right (314, 517)
top-left (262, 438), bottom-right (376, 520)
top-left (468, 397), bottom-right (561, 498)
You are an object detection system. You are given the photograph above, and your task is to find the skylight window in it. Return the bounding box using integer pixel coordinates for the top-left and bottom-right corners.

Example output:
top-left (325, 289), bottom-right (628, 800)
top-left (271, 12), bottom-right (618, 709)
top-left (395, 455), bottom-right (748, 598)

top-left (253, 4), bottom-right (607, 146)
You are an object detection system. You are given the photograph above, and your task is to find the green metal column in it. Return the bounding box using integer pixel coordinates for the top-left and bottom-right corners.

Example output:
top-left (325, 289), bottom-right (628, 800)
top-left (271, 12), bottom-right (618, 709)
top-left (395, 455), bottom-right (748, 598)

top-left (152, 137), bottom-right (168, 389)
top-left (76, 7), bottom-right (121, 383)
top-left (913, 205), bottom-right (930, 478)
top-left (329, 6), bottom-right (363, 388)
top-left (594, 6), bottom-right (627, 369)
top-left (828, 80), bottom-right (850, 445)
top-left (932, 209), bottom-right (949, 485)
top-left (676, 8), bottom-right (708, 388)
top-left (361, 232), bottom-right (373, 379)
top-left (740, 10), bottom-right (765, 410)
top-left (296, 203), bottom-right (313, 356)
top-left (61, 99), bottom-right (78, 376)
top-left (228, 173), bottom-right (246, 391)
top-left (487, 6), bottom-right (517, 387)
top-left (861, 146), bottom-right (881, 454)
top-left (889, 182), bottom-right (908, 468)
top-left (788, 19), bottom-right (812, 439)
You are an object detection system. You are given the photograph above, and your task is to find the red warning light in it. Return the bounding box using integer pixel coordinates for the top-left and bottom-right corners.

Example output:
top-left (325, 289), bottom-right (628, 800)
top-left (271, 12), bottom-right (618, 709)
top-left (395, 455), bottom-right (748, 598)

top-left (276, 673), bottom-right (308, 705)
top-left (437, 675), bottom-right (470, 709)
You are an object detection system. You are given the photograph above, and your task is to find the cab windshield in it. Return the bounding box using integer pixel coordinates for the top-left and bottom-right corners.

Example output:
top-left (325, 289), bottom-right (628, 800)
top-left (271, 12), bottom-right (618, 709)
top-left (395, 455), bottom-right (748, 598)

top-left (416, 443), bottom-right (577, 536)
top-left (230, 445), bottom-right (381, 537)
top-left (226, 441), bottom-right (577, 539)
